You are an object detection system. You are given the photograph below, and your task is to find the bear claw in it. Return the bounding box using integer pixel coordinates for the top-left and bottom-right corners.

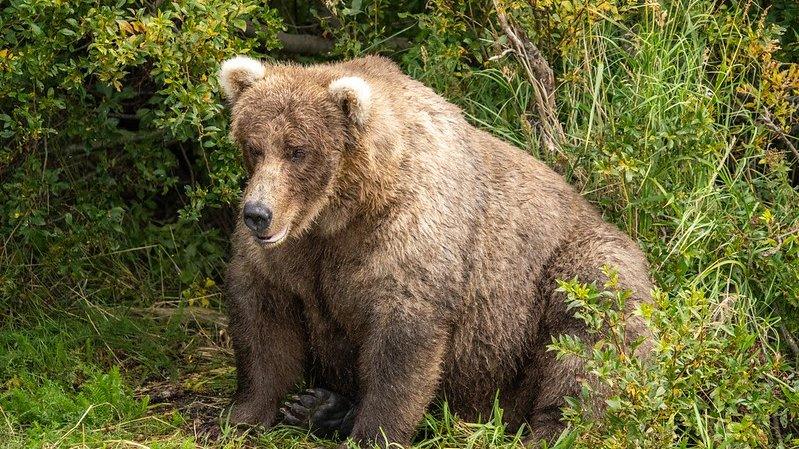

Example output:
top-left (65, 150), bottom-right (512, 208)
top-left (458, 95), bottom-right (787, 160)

top-left (280, 388), bottom-right (356, 439)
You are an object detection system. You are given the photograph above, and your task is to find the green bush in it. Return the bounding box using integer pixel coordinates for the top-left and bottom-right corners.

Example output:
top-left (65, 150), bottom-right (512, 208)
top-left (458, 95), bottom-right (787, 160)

top-left (554, 272), bottom-right (798, 448)
top-left (1, 0), bottom-right (283, 307)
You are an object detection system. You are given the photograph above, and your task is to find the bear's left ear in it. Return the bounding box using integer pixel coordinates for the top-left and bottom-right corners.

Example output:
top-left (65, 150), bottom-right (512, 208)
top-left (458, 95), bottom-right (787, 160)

top-left (328, 76), bottom-right (372, 127)
top-left (218, 55), bottom-right (267, 102)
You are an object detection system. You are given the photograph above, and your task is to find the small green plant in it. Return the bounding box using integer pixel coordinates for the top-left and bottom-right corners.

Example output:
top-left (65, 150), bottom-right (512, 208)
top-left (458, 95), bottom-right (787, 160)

top-left (552, 270), bottom-right (798, 448)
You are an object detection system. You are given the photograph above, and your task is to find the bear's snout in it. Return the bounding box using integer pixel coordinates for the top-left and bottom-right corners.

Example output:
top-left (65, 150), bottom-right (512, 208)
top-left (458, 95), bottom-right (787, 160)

top-left (243, 201), bottom-right (273, 235)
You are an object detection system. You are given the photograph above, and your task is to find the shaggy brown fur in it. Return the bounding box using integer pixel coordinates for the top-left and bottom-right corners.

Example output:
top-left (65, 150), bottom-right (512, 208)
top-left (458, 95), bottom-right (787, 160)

top-left (221, 55), bottom-right (653, 447)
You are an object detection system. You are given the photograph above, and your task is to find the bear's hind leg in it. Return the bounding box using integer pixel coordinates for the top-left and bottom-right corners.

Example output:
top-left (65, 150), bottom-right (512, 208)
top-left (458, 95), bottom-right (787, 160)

top-left (497, 351), bottom-right (578, 445)
top-left (523, 226), bottom-right (653, 445)
top-left (523, 335), bottom-right (589, 444)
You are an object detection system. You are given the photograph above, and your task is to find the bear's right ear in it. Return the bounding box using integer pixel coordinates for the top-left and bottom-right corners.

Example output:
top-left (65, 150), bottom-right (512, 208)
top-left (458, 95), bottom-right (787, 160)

top-left (328, 76), bottom-right (372, 127)
top-left (218, 55), bottom-right (267, 102)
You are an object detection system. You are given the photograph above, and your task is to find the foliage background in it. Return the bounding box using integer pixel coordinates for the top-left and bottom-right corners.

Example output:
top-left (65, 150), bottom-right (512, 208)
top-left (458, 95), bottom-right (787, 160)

top-left (1, 0), bottom-right (798, 447)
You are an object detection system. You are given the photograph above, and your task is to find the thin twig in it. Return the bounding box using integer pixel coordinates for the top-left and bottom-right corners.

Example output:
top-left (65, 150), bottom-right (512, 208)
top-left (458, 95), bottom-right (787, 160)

top-left (493, 1), bottom-right (566, 163)
top-left (64, 130), bottom-right (165, 153)
top-left (779, 325), bottom-right (799, 363)
top-left (759, 109), bottom-right (799, 162)
top-left (761, 225), bottom-right (799, 257)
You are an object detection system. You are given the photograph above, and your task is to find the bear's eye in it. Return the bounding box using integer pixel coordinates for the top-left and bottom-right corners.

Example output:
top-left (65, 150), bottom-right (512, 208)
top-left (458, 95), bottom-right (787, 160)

top-left (246, 144), bottom-right (264, 158)
top-left (290, 147), bottom-right (306, 162)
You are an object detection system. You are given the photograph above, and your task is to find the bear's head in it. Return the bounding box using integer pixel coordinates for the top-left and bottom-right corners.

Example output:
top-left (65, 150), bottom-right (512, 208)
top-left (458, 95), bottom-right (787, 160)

top-left (219, 56), bottom-right (373, 247)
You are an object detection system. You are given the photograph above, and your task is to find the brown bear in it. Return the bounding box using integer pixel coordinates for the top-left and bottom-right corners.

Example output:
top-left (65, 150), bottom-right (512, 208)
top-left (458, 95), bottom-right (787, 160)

top-left (218, 54), bottom-right (653, 447)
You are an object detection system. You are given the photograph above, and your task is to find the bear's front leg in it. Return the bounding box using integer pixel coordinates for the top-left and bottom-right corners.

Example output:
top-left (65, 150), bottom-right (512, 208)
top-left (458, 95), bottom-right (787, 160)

top-left (226, 255), bottom-right (306, 427)
top-left (347, 302), bottom-right (448, 447)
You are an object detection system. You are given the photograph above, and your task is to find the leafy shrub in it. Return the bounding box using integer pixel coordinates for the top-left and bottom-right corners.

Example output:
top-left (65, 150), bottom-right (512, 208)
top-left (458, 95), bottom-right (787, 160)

top-left (1, 0), bottom-right (283, 309)
top-left (553, 273), bottom-right (799, 448)
top-left (767, 0), bottom-right (799, 61)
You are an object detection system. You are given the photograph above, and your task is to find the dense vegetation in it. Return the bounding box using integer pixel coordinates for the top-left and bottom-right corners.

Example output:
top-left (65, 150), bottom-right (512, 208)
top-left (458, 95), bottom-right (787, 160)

top-left (1, 0), bottom-right (798, 447)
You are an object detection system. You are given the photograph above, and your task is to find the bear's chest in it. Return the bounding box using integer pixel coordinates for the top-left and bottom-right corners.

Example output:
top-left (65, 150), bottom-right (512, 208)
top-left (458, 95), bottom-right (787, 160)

top-left (264, 232), bottom-right (377, 335)
top-left (294, 260), bottom-right (366, 394)
top-left (299, 285), bottom-right (361, 394)
top-left (264, 242), bottom-right (367, 338)
top-left (307, 255), bottom-right (373, 342)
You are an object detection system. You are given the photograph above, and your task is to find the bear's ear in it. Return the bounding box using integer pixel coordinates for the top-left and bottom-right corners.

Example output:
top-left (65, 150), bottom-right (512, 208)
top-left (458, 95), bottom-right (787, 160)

top-left (328, 76), bottom-right (372, 127)
top-left (218, 55), bottom-right (267, 102)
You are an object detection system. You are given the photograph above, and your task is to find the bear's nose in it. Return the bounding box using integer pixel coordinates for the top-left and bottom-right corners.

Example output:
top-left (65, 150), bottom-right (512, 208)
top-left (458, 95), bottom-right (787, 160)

top-left (243, 201), bottom-right (272, 234)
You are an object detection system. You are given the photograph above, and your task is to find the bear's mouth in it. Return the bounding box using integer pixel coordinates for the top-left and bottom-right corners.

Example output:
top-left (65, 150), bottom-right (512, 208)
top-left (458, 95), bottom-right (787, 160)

top-left (255, 226), bottom-right (290, 246)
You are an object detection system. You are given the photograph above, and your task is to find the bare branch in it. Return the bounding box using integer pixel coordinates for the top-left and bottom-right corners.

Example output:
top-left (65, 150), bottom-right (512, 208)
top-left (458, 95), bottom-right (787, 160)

top-left (64, 130), bottom-right (166, 153)
top-left (493, 1), bottom-right (566, 162)
top-left (780, 325), bottom-right (799, 364)
top-left (759, 109), bottom-right (799, 162)
top-left (132, 306), bottom-right (228, 327)
top-left (273, 32), bottom-right (408, 55)
top-left (277, 32), bottom-right (334, 55)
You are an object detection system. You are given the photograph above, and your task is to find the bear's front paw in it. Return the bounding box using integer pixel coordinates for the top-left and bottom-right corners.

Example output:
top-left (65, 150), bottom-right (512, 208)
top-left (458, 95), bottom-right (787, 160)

top-left (280, 388), bottom-right (356, 439)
